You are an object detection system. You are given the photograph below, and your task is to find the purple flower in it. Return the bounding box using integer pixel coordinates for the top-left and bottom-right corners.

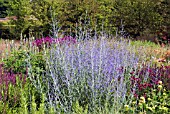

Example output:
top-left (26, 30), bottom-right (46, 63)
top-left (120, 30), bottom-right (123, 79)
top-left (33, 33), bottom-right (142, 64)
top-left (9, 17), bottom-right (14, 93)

top-left (129, 64), bottom-right (170, 99)
top-left (32, 36), bottom-right (54, 47)
top-left (45, 37), bottom-right (139, 110)
top-left (0, 63), bottom-right (27, 101)
top-left (32, 36), bottom-right (77, 50)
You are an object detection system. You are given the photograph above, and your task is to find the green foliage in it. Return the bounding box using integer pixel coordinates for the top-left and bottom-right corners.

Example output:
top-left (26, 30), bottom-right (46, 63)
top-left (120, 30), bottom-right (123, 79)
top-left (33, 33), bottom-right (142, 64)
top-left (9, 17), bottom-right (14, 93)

top-left (0, 78), bottom-right (47, 114)
top-left (72, 101), bottom-right (88, 114)
top-left (30, 0), bottom-right (52, 36)
top-left (130, 40), bottom-right (159, 48)
top-left (123, 83), bottom-right (170, 114)
top-left (2, 0), bottom-right (169, 39)
top-left (3, 50), bottom-right (27, 74)
top-left (59, 0), bottom-right (116, 35)
top-left (0, 0), bottom-right (8, 18)
top-left (19, 88), bottom-right (28, 114)
top-left (0, 75), bottom-right (27, 114)
top-left (3, 49), bottom-right (46, 75)
top-left (113, 0), bottom-right (163, 37)
top-left (6, 0), bottom-right (33, 39)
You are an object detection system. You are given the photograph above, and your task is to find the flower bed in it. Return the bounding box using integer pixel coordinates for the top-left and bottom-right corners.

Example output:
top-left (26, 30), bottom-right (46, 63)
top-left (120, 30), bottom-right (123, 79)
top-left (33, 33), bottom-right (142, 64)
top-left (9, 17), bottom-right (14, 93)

top-left (0, 35), bottom-right (170, 113)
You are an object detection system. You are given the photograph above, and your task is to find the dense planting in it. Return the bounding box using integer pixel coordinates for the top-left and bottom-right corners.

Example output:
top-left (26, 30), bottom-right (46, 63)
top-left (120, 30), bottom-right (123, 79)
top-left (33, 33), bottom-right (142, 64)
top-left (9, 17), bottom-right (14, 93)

top-left (44, 37), bottom-right (139, 112)
top-left (0, 0), bottom-right (170, 113)
top-left (0, 0), bottom-right (170, 40)
top-left (0, 63), bottom-right (27, 113)
top-left (0, 34), bottom-right (170, 113)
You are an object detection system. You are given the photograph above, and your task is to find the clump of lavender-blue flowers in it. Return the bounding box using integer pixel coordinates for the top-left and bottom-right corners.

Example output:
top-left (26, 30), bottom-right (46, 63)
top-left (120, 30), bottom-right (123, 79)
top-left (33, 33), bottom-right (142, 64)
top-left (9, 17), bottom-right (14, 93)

top-left (43, 36), bottom-right (139, 113)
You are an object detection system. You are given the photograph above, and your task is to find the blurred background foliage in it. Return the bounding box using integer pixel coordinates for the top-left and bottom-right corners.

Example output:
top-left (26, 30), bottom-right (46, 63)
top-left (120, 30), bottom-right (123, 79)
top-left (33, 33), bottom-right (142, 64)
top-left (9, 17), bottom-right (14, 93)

top-left (0, 0), bottom-right (169, 40)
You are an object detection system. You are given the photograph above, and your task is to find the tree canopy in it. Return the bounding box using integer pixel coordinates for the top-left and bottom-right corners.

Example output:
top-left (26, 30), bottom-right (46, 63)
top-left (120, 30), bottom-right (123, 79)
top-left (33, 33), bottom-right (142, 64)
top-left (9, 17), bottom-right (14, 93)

top-left (0, 0), bottom-right (169, 39)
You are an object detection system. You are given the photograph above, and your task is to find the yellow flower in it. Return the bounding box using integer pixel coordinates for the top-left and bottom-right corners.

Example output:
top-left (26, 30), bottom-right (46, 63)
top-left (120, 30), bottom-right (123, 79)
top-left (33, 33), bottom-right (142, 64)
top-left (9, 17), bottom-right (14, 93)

top-left (163, 92), bottom-right (167, 96)
top-left (153, 89), bottom-right (156, 92)
top-left (147, 98), bottom-right (152, 101)
top-left (158, 85), bottom-right (162, 90)
top-left (132, 101), bottom-right (136, 105)
top-left (140, 96), bottom-right (145, 100)
top-left (158, 80), bottom-right (162, 85)
top-left (124, 105), bottom-right (129, 111)
top-left (139, 96), bottom-right (145, 103)
top-left (163, 89), bottom-right (166, 92)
